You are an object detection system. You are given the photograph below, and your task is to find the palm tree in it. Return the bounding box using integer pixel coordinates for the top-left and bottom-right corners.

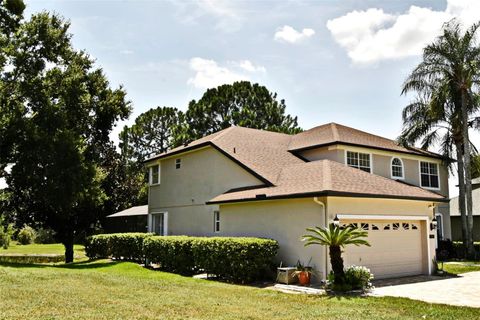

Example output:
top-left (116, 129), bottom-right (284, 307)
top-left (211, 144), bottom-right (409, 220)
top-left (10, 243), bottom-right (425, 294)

top-left (400, 20), bottom-right (480, 257)
top-left (302, 224), bottom-right (370, 285)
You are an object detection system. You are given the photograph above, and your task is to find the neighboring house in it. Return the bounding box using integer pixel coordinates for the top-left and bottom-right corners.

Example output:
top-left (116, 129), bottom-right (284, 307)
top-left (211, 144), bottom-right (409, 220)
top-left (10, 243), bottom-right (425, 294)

top-left (105, 205), bottom-right (148, 233)
top-left (449, 178), bottom-right (480, 241)
top-left (145, 123), bottom-right (449, 280)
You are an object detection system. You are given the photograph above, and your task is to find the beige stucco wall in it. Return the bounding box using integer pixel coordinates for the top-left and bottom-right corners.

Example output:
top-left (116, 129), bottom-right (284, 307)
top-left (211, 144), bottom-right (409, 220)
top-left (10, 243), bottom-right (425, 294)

top-left (300, 147), bottom-right (344, 162)
top-left (148, 146), bottom-right (263, 236)
top-left (218, 198), bottom-right (328, 279)
top-left (298, 144), bottom-right (449, 197)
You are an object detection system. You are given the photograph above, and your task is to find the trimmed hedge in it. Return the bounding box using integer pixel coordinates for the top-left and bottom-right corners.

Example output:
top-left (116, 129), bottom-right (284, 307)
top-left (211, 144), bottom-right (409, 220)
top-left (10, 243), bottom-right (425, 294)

top-left (85, 233), bottom-right (153, 261)
top-left (144, 236), bottom-right (196, 275)
top-left (191, 237), bottom-right (278, 283)
top-left (86, 233), bottom-right (279, 283)
top-left (437, 240), bottom-right (480, 260)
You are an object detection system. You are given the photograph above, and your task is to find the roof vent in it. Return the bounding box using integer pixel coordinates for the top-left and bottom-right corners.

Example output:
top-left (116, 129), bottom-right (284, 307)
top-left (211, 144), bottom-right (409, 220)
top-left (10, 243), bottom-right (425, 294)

top-left (255, 194), bottom-right (267, 199)
top-left (233, 147), bottom-right (236, 153)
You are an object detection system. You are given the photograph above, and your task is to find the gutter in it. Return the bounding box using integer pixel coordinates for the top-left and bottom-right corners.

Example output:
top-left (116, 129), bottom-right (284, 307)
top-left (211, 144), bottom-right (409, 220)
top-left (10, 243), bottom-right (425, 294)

top-left (313, 197), bottom-right (328, 281)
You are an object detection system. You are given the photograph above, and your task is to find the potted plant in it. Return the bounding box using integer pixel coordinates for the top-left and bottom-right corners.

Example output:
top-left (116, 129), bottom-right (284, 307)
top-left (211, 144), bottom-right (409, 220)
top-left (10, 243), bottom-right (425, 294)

top-left (294, 260), bottom-right (313, 286)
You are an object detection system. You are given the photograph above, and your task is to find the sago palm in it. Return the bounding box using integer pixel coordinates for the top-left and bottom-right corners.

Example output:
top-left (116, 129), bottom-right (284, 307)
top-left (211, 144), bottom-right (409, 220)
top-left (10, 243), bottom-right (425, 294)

top-left (302, 224), bottom-right (370, 285)
top-left (400, 19), bottom-right (480, 257)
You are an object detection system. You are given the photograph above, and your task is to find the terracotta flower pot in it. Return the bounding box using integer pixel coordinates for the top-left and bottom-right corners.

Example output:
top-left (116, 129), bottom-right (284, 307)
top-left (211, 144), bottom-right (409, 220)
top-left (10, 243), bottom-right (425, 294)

top-left (298, 271), bottom-right (311, 286)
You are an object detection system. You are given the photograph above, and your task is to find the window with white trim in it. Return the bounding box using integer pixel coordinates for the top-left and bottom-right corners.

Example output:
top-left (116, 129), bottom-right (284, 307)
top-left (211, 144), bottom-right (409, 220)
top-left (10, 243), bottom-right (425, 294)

top-left (391, 157), bottom-right (404, 179)
top-left (346, 151), bottom-right (371, 173)
top-left (149, 164), bottom-right (160, 185)
top-left (175, 158), bottom-right (181, 169)
top-left (214, 211), bottom-right (220, 233)
top-left (420, 161), bottom-right (439, 189)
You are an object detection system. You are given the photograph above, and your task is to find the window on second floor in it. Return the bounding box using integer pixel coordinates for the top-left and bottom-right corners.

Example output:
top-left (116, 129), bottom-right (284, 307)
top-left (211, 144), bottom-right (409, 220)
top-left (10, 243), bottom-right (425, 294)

top-left (175, 158), bottom-right (181, 169)
top-left (346, 151), bottom-right (371, 173)
top-left (391, 157), bottom-right (404, 179)
top-left (149, 164), bottom-right (160, 185)
top-left (420, 161), bottom-right (439, 189)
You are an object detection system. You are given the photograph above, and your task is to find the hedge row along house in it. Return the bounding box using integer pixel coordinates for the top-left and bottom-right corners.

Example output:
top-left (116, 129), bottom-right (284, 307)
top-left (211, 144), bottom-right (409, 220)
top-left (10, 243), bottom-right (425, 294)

top-left (144, 123), bottom-right (449, 280)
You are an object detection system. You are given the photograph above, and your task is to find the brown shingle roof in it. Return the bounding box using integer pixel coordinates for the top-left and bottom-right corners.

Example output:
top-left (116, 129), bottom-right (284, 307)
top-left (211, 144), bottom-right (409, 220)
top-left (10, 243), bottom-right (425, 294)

top-left (288, 122), bottom-right (442, 158)
top-left (146, 123), bottom-right (446, 203)
top-left (208, 160), bottom-right (446, 204)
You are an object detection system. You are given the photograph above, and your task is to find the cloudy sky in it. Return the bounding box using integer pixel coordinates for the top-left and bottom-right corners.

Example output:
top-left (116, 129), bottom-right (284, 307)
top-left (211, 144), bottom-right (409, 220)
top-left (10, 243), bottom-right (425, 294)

top-left (5, 0), bottom-right (480, 194)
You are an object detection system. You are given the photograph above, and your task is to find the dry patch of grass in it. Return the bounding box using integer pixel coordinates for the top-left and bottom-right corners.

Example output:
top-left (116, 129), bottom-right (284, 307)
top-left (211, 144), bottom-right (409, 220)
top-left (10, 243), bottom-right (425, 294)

top-left (0, 260), bottom-right (477, 320)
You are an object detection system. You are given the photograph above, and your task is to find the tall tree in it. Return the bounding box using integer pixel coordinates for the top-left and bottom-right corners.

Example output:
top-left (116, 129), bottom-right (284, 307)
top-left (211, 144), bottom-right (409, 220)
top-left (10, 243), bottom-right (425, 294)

top-left (0, 6), bottom-right (131, 262)
top-left (399, 20), bottom-right (480, 257)
top-left (119, 106), bottom-right (185, 166)
top-left (186, 81), bottom-right (302, 141)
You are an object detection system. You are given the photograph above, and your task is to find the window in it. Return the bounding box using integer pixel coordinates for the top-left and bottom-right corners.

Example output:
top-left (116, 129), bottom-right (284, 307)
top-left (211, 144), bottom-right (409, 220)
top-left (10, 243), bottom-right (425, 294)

top-left (420, 161), bottom-right (439, 189)
top-left (391, 157), bottom-right (404, 179)
top-left (214, 211), bottom-right (220, 233)
top-left (175, 158), bottom-right (181, 169)
top-left (149, 164), bottom-right (160, 185)
top-left (346, 151), bottom-right (371, 173)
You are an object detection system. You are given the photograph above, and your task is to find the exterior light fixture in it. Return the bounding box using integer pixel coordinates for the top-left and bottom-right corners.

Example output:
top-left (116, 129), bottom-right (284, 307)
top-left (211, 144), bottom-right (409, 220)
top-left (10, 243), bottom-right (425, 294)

top-left (430, 216), bottom-right (438, 231)
top-left (333, 215), bottom-right (340, 226)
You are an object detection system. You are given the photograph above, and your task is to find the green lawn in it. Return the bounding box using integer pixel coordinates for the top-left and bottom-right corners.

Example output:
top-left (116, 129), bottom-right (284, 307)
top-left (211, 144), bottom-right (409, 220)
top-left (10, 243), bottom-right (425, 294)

top-left (443, 261), bottom-right (480, 275)
top-left (0, 260), bottom-right (478, 320)
top-left (0, 242), bottom-right (85, 258)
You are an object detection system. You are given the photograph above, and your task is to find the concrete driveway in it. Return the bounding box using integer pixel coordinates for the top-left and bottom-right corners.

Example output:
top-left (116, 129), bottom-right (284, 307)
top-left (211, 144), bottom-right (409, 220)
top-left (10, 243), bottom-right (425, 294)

top-left (371, 271), bottom-right (480, 308)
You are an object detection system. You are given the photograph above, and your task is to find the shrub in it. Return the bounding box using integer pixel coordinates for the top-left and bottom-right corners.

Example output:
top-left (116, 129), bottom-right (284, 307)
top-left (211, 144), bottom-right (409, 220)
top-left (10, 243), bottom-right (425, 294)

top-left (85, 233), bottom-right (153, 261)
top-left (0, 219), bottom-right (14, 249)
top-left (86, 233), bottom-right (279, 283)
top-left (17, 225), bottom-right (36, 245)
top-left (437, 240), bottom-right (480, 259)
top-left (191, 237), bottom-right (279, 283)
top-left (35, 228), bottom-right (56, 244)
top-left (344, 265), bottom-right (374, 291)
top-left (144, 236), bottom-right (196, 275)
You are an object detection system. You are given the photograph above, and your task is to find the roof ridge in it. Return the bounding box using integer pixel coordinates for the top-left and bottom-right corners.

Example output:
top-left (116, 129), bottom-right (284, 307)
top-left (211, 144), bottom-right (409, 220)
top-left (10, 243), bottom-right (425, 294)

top-left (210, 126), bottom-right (236, 143)
top-left (323, 160), bottom-right (332, 190)
top-left (331, 123), bottom-right (339, 141)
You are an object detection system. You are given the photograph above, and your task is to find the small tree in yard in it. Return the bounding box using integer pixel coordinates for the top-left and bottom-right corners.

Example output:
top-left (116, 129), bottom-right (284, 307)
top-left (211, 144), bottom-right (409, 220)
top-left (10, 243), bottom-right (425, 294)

top-left (302, 224), bottom-right (370, 286)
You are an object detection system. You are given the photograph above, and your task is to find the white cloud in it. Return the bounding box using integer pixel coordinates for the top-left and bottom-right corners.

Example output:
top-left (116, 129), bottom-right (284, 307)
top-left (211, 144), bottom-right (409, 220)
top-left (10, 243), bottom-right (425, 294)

top-left (237, 60), bottom-right (266, 73)
top-left (274, 25), bottom-right (315, 43)
top-left (187, 58), bottom-right (265, 89)
top-left (171, 0), bottom-right (243, 32)
top-left (327, 0), bottom-right (480, 64)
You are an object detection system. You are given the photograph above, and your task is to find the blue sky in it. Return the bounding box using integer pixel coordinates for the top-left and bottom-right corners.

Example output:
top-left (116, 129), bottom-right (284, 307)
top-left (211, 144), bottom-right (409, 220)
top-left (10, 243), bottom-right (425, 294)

top-left (5, 0), bottom-right (480, 194)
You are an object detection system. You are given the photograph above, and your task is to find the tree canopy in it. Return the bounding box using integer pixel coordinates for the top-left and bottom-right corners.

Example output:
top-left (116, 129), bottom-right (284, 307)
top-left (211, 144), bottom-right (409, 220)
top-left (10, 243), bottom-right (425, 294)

top-left (185, 81), bottom-right (302, 141)
top-left (399, 20), bottom-right (480, 257)
top-left (0, 2), bottom-right (131, 261)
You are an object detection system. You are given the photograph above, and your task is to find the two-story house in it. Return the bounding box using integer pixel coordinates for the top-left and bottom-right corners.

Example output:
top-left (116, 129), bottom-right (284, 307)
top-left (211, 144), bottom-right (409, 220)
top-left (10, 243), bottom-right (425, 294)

top-left (145, 123), bottom-right (449, 280)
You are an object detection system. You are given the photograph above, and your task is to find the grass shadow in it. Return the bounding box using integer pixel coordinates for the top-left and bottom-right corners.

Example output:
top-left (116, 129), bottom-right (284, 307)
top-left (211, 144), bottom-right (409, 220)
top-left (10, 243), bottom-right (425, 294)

top-left (0, 259), bottom-right (121, 270)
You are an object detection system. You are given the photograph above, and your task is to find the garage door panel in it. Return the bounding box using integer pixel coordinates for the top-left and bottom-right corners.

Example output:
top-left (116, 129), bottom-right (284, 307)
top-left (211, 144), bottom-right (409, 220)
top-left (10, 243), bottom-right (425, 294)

top-left (342, 220), bottom-right (424, 279)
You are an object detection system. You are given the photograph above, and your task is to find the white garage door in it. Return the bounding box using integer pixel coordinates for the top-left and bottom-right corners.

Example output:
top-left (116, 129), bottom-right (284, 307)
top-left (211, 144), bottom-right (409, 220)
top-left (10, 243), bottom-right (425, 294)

top-left (342, 220), bottom-right (424, 279)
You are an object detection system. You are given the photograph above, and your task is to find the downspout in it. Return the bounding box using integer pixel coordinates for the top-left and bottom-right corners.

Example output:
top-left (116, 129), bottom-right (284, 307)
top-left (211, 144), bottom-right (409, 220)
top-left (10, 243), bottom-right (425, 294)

top-left (313, 197), bottom-right (328, 281)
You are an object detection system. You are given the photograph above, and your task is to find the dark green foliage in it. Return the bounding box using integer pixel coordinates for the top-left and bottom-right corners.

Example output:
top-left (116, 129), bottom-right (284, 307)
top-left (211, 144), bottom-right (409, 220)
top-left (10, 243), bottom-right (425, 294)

top-left (85, 233), bottom-right (279, 283)
top-left (191, 237), bottom-right (279, 283)
top-left (17, 225), bottom-right (35, 245)
top-left (120, 106), bottom-right (185, 165)
top-left (34, 228), bottom-right (56, 244)
top-left (0, 8), bottom-right (131, 262)
top-left (85, 233), bottom-right (152, 262)
top-left (144, 236), bottom-right (196, 275)
top-left (0, 215), bottom-right (14, 249)
top-left (186, 81), bottom-right (302, 141)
